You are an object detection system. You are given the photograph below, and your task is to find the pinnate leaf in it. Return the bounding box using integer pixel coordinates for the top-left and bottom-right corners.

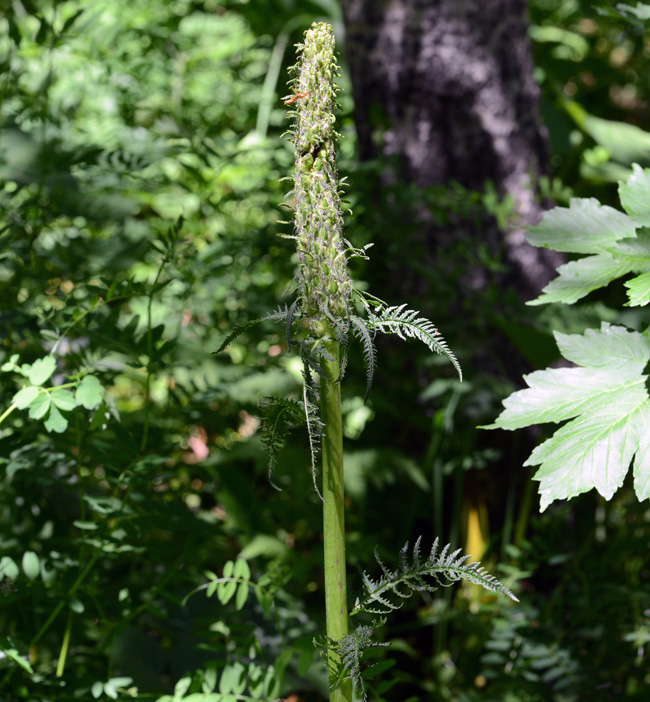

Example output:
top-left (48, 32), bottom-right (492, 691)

top-left (486, 324), bottom-right (650, 510)
top-left (527, 168), bottom-right (650, 307)
top-left (625, 270), bottom-right (650, 306)
top-left (528, 254), bottom-right (635, 306)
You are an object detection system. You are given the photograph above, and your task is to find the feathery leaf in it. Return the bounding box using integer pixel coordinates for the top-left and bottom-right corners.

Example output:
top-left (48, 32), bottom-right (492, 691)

top-left (350, 315), bottom-right (378, 402)
top-left (351, 536), bottom-right (517, 616)
top-left (317, 620), bottom-right (389, 701)
top-left (367, 304), bottom-right (462, 380)
top-left (214, 306), bottom-right (291, 353)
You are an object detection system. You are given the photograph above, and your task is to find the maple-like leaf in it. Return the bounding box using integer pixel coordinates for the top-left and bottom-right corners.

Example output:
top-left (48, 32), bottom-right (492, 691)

top-left (528, 165), bottom-right (650, 307)
top-left (484, 323), bottom-right (650, 511)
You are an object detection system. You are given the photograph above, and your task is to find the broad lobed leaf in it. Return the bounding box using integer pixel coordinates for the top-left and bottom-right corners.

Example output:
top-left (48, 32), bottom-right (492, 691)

top-left (527, 166), bottom-right (650, 307)
top-left (526, 197), bottom-right (636, 254)
top-left (486, 323), bottom-right (650, 510)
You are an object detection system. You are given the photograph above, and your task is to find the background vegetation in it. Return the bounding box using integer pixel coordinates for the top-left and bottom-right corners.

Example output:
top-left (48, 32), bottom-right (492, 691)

top-left (1, 1), bottom-right (649, 700)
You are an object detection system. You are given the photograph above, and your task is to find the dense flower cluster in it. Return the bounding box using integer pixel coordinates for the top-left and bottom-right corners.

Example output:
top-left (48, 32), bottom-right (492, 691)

top-left (287, 22), bottom-right (353, 332)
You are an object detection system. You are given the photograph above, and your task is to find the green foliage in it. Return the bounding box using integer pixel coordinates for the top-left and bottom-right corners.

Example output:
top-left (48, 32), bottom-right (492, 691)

top-left (351, 538), bottom-right (517, 617)
top-left (154, 654), bottom-right (292, 702)
top-left (365, 304), bottom-right (463, 381)
top-left (4, 1), bottom-right (650, 701)
top-left (487, 323), bottom-right (650, 510)
top-left (317, 619), bottom-right (389, 701)
top-left (525, 165), bottom-right (650, 306)
top-left (488, 166), bottom-right (650, 510)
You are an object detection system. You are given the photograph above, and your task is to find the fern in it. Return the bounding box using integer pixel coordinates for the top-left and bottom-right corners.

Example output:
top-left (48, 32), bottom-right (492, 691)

top-left (350, 315), bottom-right (377, 402)
top-left (284, 298), bottom-right (300, 350)
top-left (351, 537), bottom-right (518, 616)
top-left (302, 380), bottom-right (325, 500)
top-left (214, 306), bottom-right (291, 353)
top-left (319, 620), bottom-right (389, 701)
top-left (257, 396), bottom-right (306, 488)
top-left (367, 304), bottom-right (462, 381)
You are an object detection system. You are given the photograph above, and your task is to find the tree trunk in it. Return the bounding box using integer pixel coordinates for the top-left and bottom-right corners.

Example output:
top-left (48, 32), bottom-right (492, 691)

top-left (340, 0), bottom-right (561, 300)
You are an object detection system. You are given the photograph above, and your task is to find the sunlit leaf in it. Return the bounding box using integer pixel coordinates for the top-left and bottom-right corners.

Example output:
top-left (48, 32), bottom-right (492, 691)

top-left (487, 324), bottom-right (650, 510)
top-left (50, 389), bottom-right (77, 411)
top-left (75, 375), bottom-right (103, 409)
top-left (12, 386), bottom-right (39, 410)
top-left (0, 556), bottom-right (19, 580)
top-left (526, 197), bottom-right (636, 254)
top-left (21, 551), bottom-right (40, 580)
top-left (28, 393), bottom-right (51, 420)
top-left (27, 356), bottom-right (56, 386)
top-left (44, 404), bottom-right (68, 433)
top-left (619, 163), bottom-right (650, 225)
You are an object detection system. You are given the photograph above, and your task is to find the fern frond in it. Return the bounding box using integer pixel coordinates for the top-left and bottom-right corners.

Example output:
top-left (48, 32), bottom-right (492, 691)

top-left (285, 298), bottom-right (300, 351)
top-left (257, 396), bottom-right (305, 488)
top-left (214, 306), bottom-right (292, 353)
top-left (318, 620), bottom-right (389, 701)
top-left (351, 536), bottom-right (518, 616)
top-left (303, 381), bottom-right (325, 500)
top-left (367, 304), bottom-right (462, 380)
top-left (350, 315), bottom-right (377, 402)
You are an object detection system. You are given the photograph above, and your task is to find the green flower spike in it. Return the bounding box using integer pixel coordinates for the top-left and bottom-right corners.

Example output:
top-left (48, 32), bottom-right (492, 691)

top-left (286, 22), bottom-right (353, 334)
top-left (215, 23), bottom-right (517, 702)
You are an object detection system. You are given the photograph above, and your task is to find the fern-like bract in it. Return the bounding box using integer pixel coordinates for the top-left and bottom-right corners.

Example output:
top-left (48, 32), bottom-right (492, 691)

top-left (351, 537), bottom-right (518, 616)
top-left (214, 306), bottom-right (291, 354)
top-left (350, 315), bottom-right (378, 402)
top-left (258, 396), bottom-right (306, 488)
top-left (318, 620), bottom-right (389, 701)
top-left (367, 304), bottom-right (462, 380)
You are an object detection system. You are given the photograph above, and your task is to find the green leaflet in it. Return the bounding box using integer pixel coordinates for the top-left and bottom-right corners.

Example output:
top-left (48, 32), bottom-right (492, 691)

top-left (485, 324), bottom-right (650, 510)
top-left (526, 196), bottom-right (636, 254)
top-left (527, 166), bottom-right (650, 307)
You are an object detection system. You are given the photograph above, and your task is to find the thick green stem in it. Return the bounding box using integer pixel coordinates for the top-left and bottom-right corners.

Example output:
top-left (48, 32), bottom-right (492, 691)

top-left (320, 339), bottom-right (352, 702)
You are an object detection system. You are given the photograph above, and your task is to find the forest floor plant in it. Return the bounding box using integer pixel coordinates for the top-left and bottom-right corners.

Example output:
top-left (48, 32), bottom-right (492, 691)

top-left (219, 22), bottom-right (517, 701)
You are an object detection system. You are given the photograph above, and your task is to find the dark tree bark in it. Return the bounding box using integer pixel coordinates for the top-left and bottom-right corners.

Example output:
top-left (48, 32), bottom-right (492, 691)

top-left (340, 0), bottom-right (561, 299)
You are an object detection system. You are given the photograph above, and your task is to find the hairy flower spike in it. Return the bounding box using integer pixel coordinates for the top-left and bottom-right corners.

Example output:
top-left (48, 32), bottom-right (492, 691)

top-left (287, 22), bottom-right (352, 333)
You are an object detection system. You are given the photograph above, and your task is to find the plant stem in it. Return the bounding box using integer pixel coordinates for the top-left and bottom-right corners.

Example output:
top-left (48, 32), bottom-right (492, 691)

top-left (56, 611), bottom-right (73, 677)
top-left (141, 257), bottom-right (166, 453)
top-left (320, 338), bottom-right (352, 702)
